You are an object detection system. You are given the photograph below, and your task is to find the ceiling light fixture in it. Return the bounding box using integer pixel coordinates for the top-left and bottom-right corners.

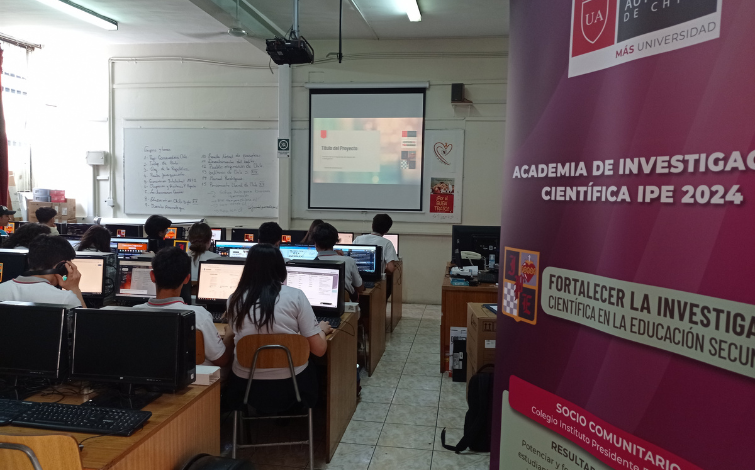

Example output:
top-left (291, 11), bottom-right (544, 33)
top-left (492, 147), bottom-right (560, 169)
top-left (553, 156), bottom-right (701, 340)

top-left (398, 0), bottom-right (422, 22)
top-left (33, 0), bottom-right (118, 31)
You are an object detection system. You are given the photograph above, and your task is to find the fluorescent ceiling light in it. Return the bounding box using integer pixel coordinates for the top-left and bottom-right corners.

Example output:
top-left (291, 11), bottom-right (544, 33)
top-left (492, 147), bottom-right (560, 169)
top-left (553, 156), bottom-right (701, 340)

top-left (34, 0), bottom-right (118, 31)
top-left (398, 0), bottom-right (422, 22)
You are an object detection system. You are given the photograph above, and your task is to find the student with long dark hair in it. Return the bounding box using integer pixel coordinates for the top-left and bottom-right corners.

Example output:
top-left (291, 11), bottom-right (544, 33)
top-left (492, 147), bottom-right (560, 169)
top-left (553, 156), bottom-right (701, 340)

top-left (226, 244), bottom-right (333, 411)
top-left (2, 223), bottom-right (51, 249)
top-left (187, 222), bottom-right (220, 281)
top-left (299, 219), bottom-right (324, 245)
top-left (76, 225), bottom-right (112, 252)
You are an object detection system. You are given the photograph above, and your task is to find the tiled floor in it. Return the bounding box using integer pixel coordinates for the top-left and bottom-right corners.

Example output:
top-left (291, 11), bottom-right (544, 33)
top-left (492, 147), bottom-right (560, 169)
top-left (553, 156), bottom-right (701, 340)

top-left (225, 304), bottom-right (490, 469)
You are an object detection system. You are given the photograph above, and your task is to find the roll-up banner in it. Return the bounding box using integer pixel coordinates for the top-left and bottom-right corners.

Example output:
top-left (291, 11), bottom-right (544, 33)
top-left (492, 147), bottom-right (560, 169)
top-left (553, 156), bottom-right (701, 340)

top-left (493, 1), bottom-right (754, 469)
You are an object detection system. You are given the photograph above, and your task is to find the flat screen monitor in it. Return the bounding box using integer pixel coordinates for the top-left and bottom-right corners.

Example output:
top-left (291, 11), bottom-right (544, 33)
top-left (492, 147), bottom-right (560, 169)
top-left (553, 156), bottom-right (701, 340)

top-left (0, 249), bottom-right (28, 282)
top-left (278, 245), bottom-right (319, 261)
top-left (110, 238), bottom-right (150, 259)
top-left (451, 225), bottom-right (500, 268)
top-left (173, 240), bottom-right (189, 252)
top-left (197, 259), bottom-right (245, 305)
top-left (117, 260), bottom-right (157, 299)
top-left (282, 230), bottom-right (309, 245)
top-left (338, 232), bottom-right (354, 244)
top-left (211, 228), bottom-right (226, 242)
top-left (230, 228), bottom-right (258, 242)
top-left (65, 223), bottom-right (95, 237)
top-left (285, 260), bottom-right (345, 316)
top-left (106, 224), bottom-right (143, 238)
top-left (0, 302), bottom-right (69, 379)
top-left (164, 227), bottom-right (178, 240)
top-left (333, 244), bottom-right (382, 281)
top-left (215, 241), bottom-right (257, 258)
top-left (72, 256), bottom-right (105, 296)
top-left (71, 308), bottom-right (195, 389)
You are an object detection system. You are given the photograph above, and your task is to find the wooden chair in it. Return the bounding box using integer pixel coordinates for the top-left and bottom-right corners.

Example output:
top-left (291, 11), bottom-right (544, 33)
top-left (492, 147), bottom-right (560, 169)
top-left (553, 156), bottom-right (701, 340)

top-left (196, 330), bottom-right (205, 365)
top-left (232, 334), bottom-right (313, 469)
top-left (0, 434), bottom-right (82, 470)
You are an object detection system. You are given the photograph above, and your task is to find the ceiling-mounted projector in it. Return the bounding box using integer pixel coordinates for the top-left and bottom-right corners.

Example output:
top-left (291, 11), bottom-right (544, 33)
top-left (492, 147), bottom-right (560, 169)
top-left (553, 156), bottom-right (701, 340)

top-left (265, 36), bottom-right (314, 65)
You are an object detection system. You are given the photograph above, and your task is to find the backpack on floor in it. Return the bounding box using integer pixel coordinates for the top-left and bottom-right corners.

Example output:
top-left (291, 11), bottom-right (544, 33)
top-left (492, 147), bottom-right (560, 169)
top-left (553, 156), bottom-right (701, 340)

top-left (441, 364), bottom-right (494, 453)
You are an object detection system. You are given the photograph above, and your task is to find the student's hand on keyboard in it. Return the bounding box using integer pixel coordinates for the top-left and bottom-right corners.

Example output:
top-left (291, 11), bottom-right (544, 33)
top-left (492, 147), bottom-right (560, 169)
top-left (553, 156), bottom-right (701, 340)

top-left (319, 321), bottom-right (333, 335)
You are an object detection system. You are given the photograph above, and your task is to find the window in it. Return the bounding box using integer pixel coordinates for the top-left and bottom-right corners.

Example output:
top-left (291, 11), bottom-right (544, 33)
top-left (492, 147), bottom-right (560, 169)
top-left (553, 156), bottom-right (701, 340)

top-left (1, 41), bottom-right (32, 192)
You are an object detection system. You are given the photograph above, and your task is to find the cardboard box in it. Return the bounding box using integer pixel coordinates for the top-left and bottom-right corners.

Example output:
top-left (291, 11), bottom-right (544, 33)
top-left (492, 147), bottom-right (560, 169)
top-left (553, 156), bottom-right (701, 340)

top-left (466, 303), bottom-right (497, 383)
top-left (27, 198), bottom-right (76, 223)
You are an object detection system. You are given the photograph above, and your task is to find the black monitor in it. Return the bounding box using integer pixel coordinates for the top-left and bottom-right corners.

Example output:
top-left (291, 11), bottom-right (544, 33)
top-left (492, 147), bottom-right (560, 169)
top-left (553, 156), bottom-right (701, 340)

top-left (72, 254), bottom-right (106, 297)
top-left (110, 237), bottom-right (150, 260)
top-left (173, 240), bottom-right (189, 252)
top-left (105, 224), bottom-right (143, 238)
top-left (278, 245), bottom-right (319, 261)
top-left (0, 302), bottom-right (69, 380)
top-left (71, 308), bottom-right (196, 390)
top-left (333, 244), bottom-right (383, 282)
top-left (115, 258), bottom-right (191, 304)
top-left (164, 227), bottom-right (186, 241)
top-left (451, 225), bottom-right (500, 269)
top-left (0, 249), bottom-right (28, 283)
top-left (230, 228), bottom-right (258, 242)
top-left (65, 223), bottom-right (95, 237)
top-left (283, 230), bottom-right (309, 245)
top-left (196, 258), bottom-right (245, 309)
top-left (285, 260), bottom-right (345, 318)
top-left (210, 228), bottom-right (226, 242)
top-left (214, 241), bottom-right (257, 258)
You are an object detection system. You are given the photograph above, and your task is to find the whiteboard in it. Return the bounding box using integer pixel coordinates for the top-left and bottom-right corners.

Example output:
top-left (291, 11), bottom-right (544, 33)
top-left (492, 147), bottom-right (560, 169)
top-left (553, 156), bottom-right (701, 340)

top-left (123, 128), bottom-right (278, 217)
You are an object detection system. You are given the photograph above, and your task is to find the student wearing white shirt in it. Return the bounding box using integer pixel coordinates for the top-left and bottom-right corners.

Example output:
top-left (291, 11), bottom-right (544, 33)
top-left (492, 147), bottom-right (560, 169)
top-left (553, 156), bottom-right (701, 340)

top-left (132, 247), bottom-right (233, 369)
top-left (258, 221), bottom-right (291, 262)
top-left (187, 222), bottom-right (221, 281)
top-left (35, 207), bottom-right (60, 236)
top-left (312, 222), bottom-right (364, 301)
top-left (0, 234), bottom-right (85, 308)
top-left (353, 214), bottom-right (399, 274)
top-left (225, 244), bottom-right (333, 412)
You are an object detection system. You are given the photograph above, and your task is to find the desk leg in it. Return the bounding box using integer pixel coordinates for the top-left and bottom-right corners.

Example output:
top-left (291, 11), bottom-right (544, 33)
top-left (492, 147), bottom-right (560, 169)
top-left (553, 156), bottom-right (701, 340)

top-left (324, 313), bottom-right (358, 462)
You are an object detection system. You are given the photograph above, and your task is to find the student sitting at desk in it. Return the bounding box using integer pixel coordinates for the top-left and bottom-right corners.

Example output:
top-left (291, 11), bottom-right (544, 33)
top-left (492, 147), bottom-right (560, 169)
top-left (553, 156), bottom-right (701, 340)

top-left (258, 221), bottom-right (283, 247)
top-left (35, 207), bottom-right (59, 235)
top-left (299, 219), bottom-right (324, 245)
top-left (225, 244), bottom-right (333, 411)
top-left (312, 223), bottom-right (364, 301)
top-left (145, 214), bottom-right (172, 254)
top-left (353, 214), bottom-right (398, 274)
top-left (75, 225), bottom-right (112, 252)
top-left (0, 206), bottom-right (15, 235)
top-left (188, 222), bottom-right (220, 281)
top-left (0, 234), bottom-right (85, 308)
top-left (132, 247), bottom-right (234, 369)
top-left (2, 223), bottom-right (51, 249)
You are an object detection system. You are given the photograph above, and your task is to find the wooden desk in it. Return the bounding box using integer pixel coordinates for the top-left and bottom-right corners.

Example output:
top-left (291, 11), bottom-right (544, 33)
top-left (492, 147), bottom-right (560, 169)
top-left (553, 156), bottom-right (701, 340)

top-left (358, 282), bottom-right (386, 375)
top-left (1, 383), bottom-right (220, 470)
top-left (214, 312), bottom-right (358, 463)
top-left (386, 260), bottom-right (403, 333)
top-left (440, 271), bottom-right (498, 373)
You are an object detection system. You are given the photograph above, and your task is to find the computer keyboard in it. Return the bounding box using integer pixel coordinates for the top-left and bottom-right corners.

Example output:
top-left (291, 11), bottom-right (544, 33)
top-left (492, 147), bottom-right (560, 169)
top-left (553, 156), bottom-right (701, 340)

top-left (477, 272), bottom-right (498, 284)
top-left (316, 316), bottom-right (341, 329)
top-left (363, 282), bottom-right (375, 289)
top-left (0, 399), bottom-right (35, 425)
top-left (9, 400), bottom-right (152, 436)
top-left (211, 311), bottom-right (227, 323)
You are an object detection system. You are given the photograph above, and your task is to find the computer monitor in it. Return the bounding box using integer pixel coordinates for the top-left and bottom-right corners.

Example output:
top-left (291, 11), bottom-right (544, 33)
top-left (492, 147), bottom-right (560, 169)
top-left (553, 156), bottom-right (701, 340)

top-left (282, 230), bottom-right (309, 245)
top-left (71, 308), bottom-right (196, 390)
top-left (173, 240), bottom-right (189, 252)
top-left (105, 224), bottom-right (143, 238)
top-left (210, 228), bottom-right (226, 242)
top-left (3, 223), bottom-right (15, 234)
top-left (333, 244), bottom-right (383, 282)
top-left (230, 228), bottom-right (258, 242)
top-left (451, 225), bottom-right (500, 269)
top-left (0, 302), bottom-right (69, 380)
top-left (116, 260), bottom-right (156, 299)
top-left (110, 237), bottom-right (150, 260)
top-left (65, 223), bottom-right (95, 237)
top-left (285, 260), bottom-right (345, 317)
top-left (278, 245), bottom-right (319, 261)
top-left (196, 259), bottom-right (245, 307)
top-left (214, 241), bottom-right (257, 258)
top-left (164, 227), bottom-right (179, 240)
top-left (338, 232), bottom-right (354, 244)
top-left (72, 256), bottom-right (105, 296)
top-left (0, 249), bottom-right (28, 283)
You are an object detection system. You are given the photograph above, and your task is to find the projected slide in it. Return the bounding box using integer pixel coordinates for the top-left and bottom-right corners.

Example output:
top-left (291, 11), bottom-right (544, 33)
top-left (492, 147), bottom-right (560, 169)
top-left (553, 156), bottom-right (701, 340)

top-left (309, 89), bottom-right (425, 211)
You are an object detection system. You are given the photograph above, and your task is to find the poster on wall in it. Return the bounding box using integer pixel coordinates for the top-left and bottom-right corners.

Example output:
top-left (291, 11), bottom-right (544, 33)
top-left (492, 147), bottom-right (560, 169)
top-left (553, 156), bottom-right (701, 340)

top-left (423, 129), bottom-right (464, 223)
top-left (493, 1), bottom-right (755, 469)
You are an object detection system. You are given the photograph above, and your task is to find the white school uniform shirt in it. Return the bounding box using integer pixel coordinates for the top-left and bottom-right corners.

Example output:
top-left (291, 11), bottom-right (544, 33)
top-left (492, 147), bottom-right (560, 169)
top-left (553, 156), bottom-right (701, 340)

top-left (352, 233), bottom-right (399, 273)
top-left (229, 285), bottom-right (322, 380)
top-left (0, 276), bottom-right (81, 308)
top-left (189, 250), bottom-right (221, 281)
top-left (132, 297), bottom-right (225, 366)
top-left (316, 250), bottom-right (362, 294)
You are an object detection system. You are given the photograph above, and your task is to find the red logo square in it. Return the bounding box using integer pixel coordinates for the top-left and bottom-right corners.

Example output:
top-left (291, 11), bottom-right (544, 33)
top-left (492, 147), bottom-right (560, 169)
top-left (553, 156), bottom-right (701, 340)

top-left (571, 0), bottom-right (617, 57)
top-left (320, 130), bottom-right (327, 138)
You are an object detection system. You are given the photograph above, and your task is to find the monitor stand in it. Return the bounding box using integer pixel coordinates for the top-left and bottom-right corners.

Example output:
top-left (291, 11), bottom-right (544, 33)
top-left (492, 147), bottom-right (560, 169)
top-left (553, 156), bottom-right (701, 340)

top-left (83, 384), bottom-right (161, 410)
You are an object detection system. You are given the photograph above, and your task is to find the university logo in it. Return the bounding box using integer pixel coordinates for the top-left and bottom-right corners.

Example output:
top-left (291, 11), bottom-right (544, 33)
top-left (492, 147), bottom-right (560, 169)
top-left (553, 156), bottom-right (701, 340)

top-left (502, 247), bottom-right (540, 325)
top-left (572, 0), bottom-right (617, 57)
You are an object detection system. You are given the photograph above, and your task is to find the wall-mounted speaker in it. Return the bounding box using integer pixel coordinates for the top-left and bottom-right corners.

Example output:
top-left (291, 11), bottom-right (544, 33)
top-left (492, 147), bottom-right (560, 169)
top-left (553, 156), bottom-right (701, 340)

top-left (451, 83), bottom-right (465, 102)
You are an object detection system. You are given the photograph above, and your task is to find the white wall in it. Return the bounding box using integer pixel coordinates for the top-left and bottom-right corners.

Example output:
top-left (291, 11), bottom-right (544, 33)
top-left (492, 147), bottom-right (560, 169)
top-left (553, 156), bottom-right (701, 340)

top-left (26, 38), bottom-right (507, 304)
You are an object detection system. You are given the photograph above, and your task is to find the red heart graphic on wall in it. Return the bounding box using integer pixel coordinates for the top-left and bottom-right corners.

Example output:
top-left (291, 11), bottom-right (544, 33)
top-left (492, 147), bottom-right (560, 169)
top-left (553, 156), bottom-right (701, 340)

top-left (521, 260), bottom-right (536, 283)
top-left (434, 142), bottom-right (453, 165)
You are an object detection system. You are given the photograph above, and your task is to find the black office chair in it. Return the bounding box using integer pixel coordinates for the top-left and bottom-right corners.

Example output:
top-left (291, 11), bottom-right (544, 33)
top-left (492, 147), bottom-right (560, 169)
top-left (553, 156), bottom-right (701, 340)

top-left (181, 454), bottom-right (254, 470)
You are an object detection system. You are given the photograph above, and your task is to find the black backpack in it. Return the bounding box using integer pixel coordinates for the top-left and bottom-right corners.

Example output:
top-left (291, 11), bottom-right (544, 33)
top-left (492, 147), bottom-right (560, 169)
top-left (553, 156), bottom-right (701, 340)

top-left (441, 364), bottom-right (494, 453)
